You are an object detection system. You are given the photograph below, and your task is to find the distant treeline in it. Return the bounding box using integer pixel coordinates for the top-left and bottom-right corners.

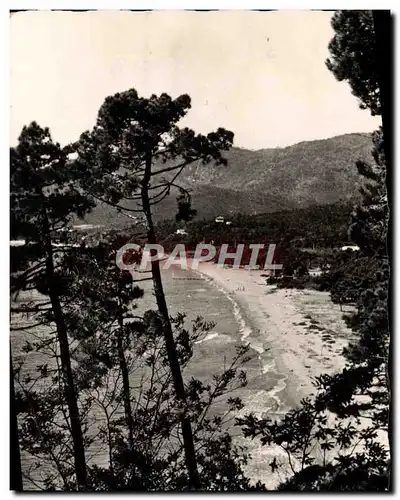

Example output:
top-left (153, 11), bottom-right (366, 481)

top-left (156, 202), bottom-right (354, 249)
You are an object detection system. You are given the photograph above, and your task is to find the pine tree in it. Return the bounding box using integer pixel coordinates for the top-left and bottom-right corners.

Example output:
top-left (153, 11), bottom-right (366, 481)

top-left (324, 9), bottom-right (390, 444)
top-left (237, 10), bottom-right (391, 491)
top-left (72, 89), bottom-right (234, 489)
top-left (60, 239), bottom-right (145, 450)
top-left (10, 123), bottom-right (94, 490)
top-left (349, 129), bottom-right (388, 256)
top-left (326, 11), bottom-right (380, 115)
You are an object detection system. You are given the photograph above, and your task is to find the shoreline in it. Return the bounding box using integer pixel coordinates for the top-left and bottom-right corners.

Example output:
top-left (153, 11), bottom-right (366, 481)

top-left (194, 262), bottom-right (354, 410)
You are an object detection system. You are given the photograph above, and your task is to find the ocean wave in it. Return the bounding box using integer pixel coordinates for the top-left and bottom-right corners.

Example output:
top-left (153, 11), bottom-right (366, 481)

top-left (261, 358), bottom-right (277, 375)
top-left (194, 332), bottom-right (220, 344)
top-left (196, 272), bottom-right (253, 344)
top-left (192, 266), bottom-right (287, 415)
top-left (266, 376), bottom-right (287, 412)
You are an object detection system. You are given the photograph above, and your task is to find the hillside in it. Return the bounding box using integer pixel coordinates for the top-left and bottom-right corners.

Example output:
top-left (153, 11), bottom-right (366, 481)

top-left (80, 132), bottom-right (373, 226)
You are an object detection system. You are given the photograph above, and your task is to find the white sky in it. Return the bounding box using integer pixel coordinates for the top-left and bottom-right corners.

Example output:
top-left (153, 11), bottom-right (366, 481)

top-left (9, 10), bottom-right (381, 150)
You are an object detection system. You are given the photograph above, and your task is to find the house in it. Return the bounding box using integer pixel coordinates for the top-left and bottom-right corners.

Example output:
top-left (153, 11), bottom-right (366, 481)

top-left (309, 268), bottom-right (322, 277)
top-left (215, 216), bottom-right (224, 223)
top-left (175, 229), bottom-right (188, 236)
top-left (341, 245), bottom-right (360, 252)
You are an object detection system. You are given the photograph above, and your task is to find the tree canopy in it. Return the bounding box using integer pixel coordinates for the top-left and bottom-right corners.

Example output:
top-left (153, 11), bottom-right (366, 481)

top-left (326, 11), bottom-right (380, 116)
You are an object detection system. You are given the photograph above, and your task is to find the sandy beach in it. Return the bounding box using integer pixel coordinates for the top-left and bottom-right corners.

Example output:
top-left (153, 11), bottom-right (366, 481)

top-left (188, 262), bottom-right (359, 487)
top-left (196, 262), bottom-right (355, 409)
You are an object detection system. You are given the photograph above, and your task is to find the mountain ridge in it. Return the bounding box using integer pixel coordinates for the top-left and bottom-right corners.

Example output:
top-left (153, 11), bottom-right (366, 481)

top-left (81, 132), bottom-right (374, 226)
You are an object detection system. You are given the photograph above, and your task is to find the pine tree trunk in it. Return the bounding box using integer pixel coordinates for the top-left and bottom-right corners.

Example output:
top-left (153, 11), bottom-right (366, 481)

top-left (117, 307), bottom-right (134, 447)
top-left (10, 351), bottom-right (23, 491)
top-left (40, 199), bottom-right (88, 491)
top-left (140, 154), bottom-right (200, 489)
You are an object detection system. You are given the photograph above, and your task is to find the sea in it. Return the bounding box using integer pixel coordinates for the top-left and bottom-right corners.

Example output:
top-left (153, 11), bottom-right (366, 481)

top-left (133, 266), bottom-right (290, 486)
top-left (12, 265), bottom-right (288, 489)
top-left (136, 266), bottom-right (288, 411)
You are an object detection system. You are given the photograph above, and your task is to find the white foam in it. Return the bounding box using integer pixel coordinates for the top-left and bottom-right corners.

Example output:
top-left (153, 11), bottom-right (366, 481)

top-left (261, 358), bottom-right (276, 375)
top-left (193, 266), bottom-right (287, 415)
top-left (194, 332), bottom-right (219, 344)
top-left (196, 270), bottom-right (254, 345)
top-left (267, 376), bottom-right (288, 410)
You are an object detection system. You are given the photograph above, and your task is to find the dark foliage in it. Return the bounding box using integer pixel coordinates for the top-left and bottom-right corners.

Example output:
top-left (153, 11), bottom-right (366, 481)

top-left (326, 11), bottom-right (380, 116)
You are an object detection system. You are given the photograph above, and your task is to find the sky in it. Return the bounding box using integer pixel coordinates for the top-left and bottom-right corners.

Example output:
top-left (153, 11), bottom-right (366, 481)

top-left (9, 10), bottom-right (381, 150)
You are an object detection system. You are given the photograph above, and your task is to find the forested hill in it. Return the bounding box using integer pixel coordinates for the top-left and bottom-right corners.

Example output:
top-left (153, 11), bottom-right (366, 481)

top-left (81, 132), bottom-right (373, 226)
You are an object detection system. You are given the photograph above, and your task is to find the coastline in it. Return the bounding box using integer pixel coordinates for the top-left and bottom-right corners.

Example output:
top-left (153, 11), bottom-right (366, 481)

top-left (195, 262), bottom-right (355, 410)
top-left (190, 262), bottom-right (359, 487)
